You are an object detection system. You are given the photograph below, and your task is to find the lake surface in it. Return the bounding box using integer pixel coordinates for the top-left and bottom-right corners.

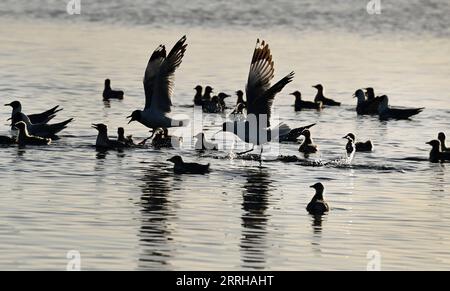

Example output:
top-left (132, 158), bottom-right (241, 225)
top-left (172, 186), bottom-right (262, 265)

top-left (0, 0), bottom-right (449, 270)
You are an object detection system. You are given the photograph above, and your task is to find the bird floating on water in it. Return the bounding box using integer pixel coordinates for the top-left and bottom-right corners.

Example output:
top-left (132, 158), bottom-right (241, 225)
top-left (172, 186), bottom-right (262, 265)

top-left (194, 85), bottom-right (204, 106)
top-left (221, 39), bottom-right (295, 159)
top-left (299, 129), bottom-right (318, 154)
top-left (194, 132), bottom-right (218, 151)
top-left (354, 89), bottom-right (382, 115)
top-left (426, 140), bottom-right (450, 163)
top-left (12, 112), bottom-right (73, 139)
top-left (117, 127), bottom-right (135, 146)
top-left (15, 121), bottom-right (51, 146)
top-left (313, 84), bottom-right (340, 106)
top-left (343, 133), bottom-right (373, 152)
top-left (378, 95), bottom-right (423, 120)
top-left (202, 93), bottom-right (230, 113)
top-left (151, 128), bottom-right (182, 149)
top-left (127, 36), bottom-right (188, 135)
top-left (437, 132), bottom-right (449, 152)
top-left (167, 156), bottom-right (210, 174)
top-left (307, 183), bottom-right (330, 215)
top-left (103, 79), bottom-right (124, 100)
top-left (92, 123), bottom-right (128, 149)
top-left (5, 101), bottom-right (62, 126)
top-left (291, 91), bottom-right (322, 111)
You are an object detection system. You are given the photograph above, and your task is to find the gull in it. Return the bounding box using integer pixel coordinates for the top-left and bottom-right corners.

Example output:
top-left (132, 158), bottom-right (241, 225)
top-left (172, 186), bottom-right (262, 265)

top-left (291, 91), bottom-right (322, 111)
top-left (92, 123), bottom-right (128, 149)
top-left (194, 132), bottom-right (218, 151)
top-left (5, 101), bottom-right (62, 125)
top-left (378, 95), bottom-right (423, 120)
top-left (103, 79), bottom-right (124, 100)
top-left (307, 183), bottom-right (330, 215)
top-left (343, 133), bottom-right (373, 152)
top-left (313, 84), bottom-right (340, 106)
top-left (354, 89), bottom-right (382, 115)
top-left (167, 156), bottom-right (210, 174)
top-left (194, 85), bottom-right (203, 106)
top-left (221, 39), bottom-right (295, 158)
top-left (438, 132), bottom-right (449, 152)
top-left (12, 112), bottom-right (73, 139)
top-left (427, 140), bottom-right (450, 163)
top-left (15, 122), bottom-right (51, 146)
top-left (299, 129), bottom-right (318, 154)
top-left (127, 35), bottom-right (188, 137)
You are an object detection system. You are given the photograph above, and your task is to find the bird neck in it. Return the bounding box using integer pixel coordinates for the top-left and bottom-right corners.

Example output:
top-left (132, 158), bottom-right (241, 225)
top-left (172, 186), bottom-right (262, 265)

top-left (313, 190), bottom-right (324, 201)
top-left (439, 138), bottom-right (447, 151)
top-left (96, 131), bottom-right (109, 146)
top-left (237, 95), bottom-right (244, 104)
top-left (315, 88), bottom-right (324, 97)
top-left (12, 106), bottom-right (21, 115)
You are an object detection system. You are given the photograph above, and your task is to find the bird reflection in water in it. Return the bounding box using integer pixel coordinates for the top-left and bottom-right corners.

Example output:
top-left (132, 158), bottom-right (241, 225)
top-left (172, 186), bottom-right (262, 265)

top-left (137, 165), bottom-right (174, 270)
top-left (240, 167), bottom-right (272, 270)
top-left (310, 214), bottom-right (326, 255)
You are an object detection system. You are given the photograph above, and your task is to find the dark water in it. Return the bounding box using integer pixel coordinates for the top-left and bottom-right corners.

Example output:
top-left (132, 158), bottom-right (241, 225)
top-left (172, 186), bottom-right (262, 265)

top-left (0, 1), bottom-right (449, 270)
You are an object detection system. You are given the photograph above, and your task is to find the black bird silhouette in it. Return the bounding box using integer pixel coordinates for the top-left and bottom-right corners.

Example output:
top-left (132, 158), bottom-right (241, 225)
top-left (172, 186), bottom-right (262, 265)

top-left (307, 183), bottom-right (330, 215)
top-left (291, 91), bottom-right (322, 111)
top-left (103, 79), bottom-right (124, 100)
top-left (427, 140), bottom-right (450, 163)
top-left (313, 84), bottom-right (340, 106)
top-left (167, 156), bottom-right (210, 174)
top-left (15, 122), bottom-right (51, 146)
top-left (378, 95), bottom-right (423, 120)
top-left (5, 101), bottom-right (62, 125)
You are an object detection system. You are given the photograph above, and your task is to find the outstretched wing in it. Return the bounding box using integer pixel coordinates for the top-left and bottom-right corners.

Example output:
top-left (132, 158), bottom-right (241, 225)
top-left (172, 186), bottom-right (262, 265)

top-left (143, 36), bottom-right (187, 113)
top-left (246, 39), bottom-right (274, 116)
top-left (245, 39), bottom-right (294, 126)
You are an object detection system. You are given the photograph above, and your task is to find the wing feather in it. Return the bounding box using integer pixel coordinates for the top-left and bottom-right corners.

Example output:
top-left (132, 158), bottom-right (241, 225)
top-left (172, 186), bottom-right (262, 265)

top-left (143, 36), bottom-right (187, 112)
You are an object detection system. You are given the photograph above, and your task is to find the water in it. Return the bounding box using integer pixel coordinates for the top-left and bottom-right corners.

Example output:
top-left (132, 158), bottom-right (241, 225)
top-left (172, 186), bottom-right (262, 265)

top-left (0, 1), bottom-right (449, 270)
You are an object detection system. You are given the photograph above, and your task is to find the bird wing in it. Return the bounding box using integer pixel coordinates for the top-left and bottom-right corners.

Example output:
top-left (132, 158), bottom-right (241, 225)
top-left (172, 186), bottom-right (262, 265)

top-left (245, 39), bottom-right (294, 126)
top-left (246, 39), bottom-right (275, 117)
top-left (143, 36), bottom-right (187, 113)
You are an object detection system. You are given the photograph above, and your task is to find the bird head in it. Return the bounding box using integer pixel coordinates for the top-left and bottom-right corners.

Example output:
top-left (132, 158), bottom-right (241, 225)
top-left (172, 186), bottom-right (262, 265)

top-left (426, 140), bottom-right (441, 149)
top-left (127, 110), bottom-right (141, 124)
top-left (290, 91), bottom-right (302, 99)
top-left (167, 156), bottom-right (183, 164)
top-left (92, 123), bottom-right (108, 133)
top-left (343, 133), bottom-right (356, 141)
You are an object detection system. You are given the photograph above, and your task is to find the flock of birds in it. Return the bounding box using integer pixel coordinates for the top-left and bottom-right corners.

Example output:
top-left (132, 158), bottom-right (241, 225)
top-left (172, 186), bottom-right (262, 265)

top-left (1, 36), bottom-right (449, 216)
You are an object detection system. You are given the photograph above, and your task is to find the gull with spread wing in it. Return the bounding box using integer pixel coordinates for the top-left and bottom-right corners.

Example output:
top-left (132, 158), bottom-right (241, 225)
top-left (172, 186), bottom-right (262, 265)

top-left (221, 39), bottom-right (295, 158)
top-left (127, 36), bottom-right (188, 137)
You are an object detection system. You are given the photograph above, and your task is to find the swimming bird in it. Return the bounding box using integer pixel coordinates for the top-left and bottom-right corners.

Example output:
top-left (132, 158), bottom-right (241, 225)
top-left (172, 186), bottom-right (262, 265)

top-left (12, 112), bottom-right (73, 139)
top-left (365, 87), bottom-right (376, 101)
top-left (426, 140), bottom-right (450, 163)
top-left (194, 132), bottom-right (218, 151)
top-left (299, 129), bottom-right (318, 154)
top-left (354, 89), bottom-right (381, 115)
top-left (438, 132), bottom-right (449, 152)
top-left (218, 92), bottom-right (231, 109)
top-left (92, 124), bottom-right (128, 149)
top-left (117, 127), bottom-right (135, 146)
top-left (313, 84), bottom-right (340, 106)
top-left (203, 96), bottom-right (223, 113)
top-left (221, 39), bottom-right (295, 158)
top-left (15, 121), bottom-right (51, 146)
top-left (307, 183), bottom-right (330, 215)
top-left (202, 86), bottom-right (214, 103)
top-left (378, 95), bottom-right (423, 120)
top-left (167, 156), bottom-right (210, 174)
top-left (103, 79), bottom-right (124, 100)
top-left (151, 128), bottom-right (182, 149)
top-left (279, 123), bottom-right (316, 143)
top-left (0, 135), bottom-right (16, 145)
top-left (236, 90), bottom-right (247, 108)
top-left (5, 101), bottom-right (62, 125)
top-left (343, 133), bottom-right (373, 152)
top-left (127, 36), bottom-right (188, 134)
top-left (194, 85), bottom-right (203, 106)
top-left (291, 91), bottom-right (322, 111)
top-left (344, 135), bottom-right (356, 157)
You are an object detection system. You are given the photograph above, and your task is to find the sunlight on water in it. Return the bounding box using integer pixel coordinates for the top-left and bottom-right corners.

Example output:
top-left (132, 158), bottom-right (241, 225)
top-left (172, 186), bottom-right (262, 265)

top-left (0, 1), bottom-right (449, 270)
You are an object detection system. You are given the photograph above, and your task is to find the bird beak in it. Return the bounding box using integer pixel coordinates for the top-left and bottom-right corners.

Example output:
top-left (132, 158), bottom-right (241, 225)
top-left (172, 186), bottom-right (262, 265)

top-left (342, 136), bottom-right (348, 139)
top-left (426, 141), bottom-right (432, 145)
top-left (6, 117), bottom-right (11, 121)
top-left (91, 124), bottom-right (99, 129)
top-left (126, 115), bottom-right (133, 124)
top-left (4, 103), bottom-right (11, 107)
top-left (310, 185), bottom-right (315, 188)
top-left (352, 93), bottom-right (356, 98)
